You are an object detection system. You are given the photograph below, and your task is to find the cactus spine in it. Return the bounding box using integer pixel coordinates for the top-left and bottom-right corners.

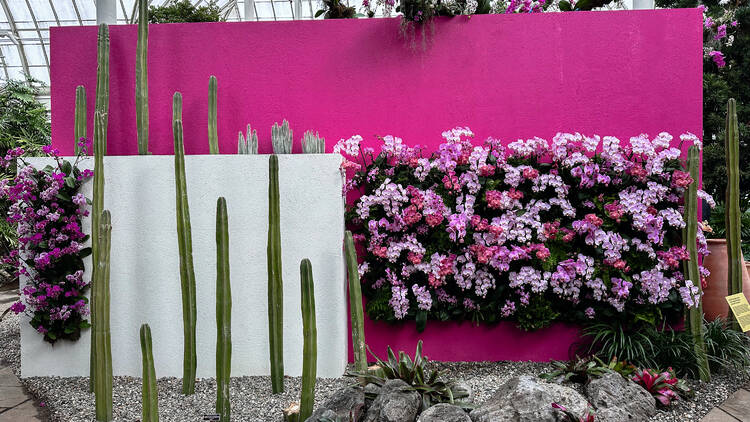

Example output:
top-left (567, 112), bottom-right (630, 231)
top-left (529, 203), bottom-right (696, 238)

top-left (140, 324), bottom-right (159, 422)
top-left (301, 131), bottom-right (325, 154)
top-left (173, 92), bottom-right (197, 395)
top-left (74, 85), bottom-right (86, 154)
top-left (344, 231), bottom-right (367, 373)
top-left (94, 210), bottom-right (113, 422)
top-left (215, 197), bottom-right (232, 421)
top-left (272, 120), bottom-right (293, 154)
top-left (208, 76), bottom-right (219, 154)
top-left (268, 154), bottom-right (284, 393)
top-left (136, 0), bottom-right (149, 155)
top-left (300, 259), bottom-right (317, 421)
top-left (725, 99), bottom-right (743, 330)
top-left (90, 23), bottom-right (110, 394)
top-left (238, 124), bottom-right (258, 154)
top-left (684, 146), bottom-right (710, 381)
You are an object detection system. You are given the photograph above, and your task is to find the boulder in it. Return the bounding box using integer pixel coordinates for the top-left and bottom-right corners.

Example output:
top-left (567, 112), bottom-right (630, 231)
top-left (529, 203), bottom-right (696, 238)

top-left (452, 381), bottom-right (474, 403)
top-left (469, 375), bottom-right (590, 422)
top-left (585, 371), bottom-right (656, 421)
top-left (363, 379), bottom-right (421, 422)
top-left (417, 404), bottom-right (471, 422)
top-left (306, 386), bottom-right (365, 422)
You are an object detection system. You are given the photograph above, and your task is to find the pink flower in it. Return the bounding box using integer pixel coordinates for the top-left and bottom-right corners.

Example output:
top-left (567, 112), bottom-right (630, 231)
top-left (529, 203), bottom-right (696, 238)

top-left (10, 301), bottom-right (25, 314)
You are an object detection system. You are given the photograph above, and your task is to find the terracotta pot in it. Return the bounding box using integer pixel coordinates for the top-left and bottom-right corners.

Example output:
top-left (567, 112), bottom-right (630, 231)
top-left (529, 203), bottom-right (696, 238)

top-left (702, 239), bottom-right (750, 320)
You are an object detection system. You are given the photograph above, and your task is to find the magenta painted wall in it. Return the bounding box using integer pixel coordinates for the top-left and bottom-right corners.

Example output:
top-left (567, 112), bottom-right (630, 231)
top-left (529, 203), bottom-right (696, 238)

top-left (50, 10), bottom-right (703, 362)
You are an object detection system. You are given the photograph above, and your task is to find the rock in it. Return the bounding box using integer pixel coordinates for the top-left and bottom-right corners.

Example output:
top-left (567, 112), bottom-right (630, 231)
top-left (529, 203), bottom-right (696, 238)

top-left (363, 379), bottom-right (421, 422)
top-left (452, 381), bottom-right (474, 403)
top-left (469, 375), bottom-right (590, 422)
top-left (585, 371), bottom-right (656, 421)
top-left (365, 382), bottom-right (382, 404)
top-left (306, 386), bottom-right (365, 422)
top-left (417, 403), bottom-right (471, 422)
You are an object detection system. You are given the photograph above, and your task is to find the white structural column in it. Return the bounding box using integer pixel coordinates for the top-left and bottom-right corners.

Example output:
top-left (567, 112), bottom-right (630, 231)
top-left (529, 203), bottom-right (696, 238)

top-left (96, 0), bottom-right (117, 25)
top-left (245, 0), bottom-right (256, 20)
top-left (294, 0), bottom-right (302, 19)
top-left (632, 0), bottom-right (655, 9)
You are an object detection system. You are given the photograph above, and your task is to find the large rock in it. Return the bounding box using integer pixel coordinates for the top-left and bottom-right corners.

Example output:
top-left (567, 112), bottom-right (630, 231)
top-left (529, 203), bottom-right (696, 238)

top-left (469, 375), bottom-right (590, 422)
top-left (585, 371), bottom-right (656, 421)
top-left (306, 386), bottom-right (365, 422)
top-left (417, 404), bottom-right (471, 422)
top-left (363, 379), bottom-right (421, 422)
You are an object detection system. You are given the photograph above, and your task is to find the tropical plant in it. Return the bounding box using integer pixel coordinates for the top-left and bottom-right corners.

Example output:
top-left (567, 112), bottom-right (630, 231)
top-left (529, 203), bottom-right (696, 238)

top-left (551, 403), bottom-right (595, 422)
top-left (315, 0), bottom-right (357, 19)
top-left (703, 317), bottom-right (750, 373)
top-left (707, 200), bottom-right (750, 257)
top-left (148, 0), bottom-right (222, 23)
top-left (347, 340), bottom-right (470, 410)
top-left (631, 368), bottom-right (692, 407)
top-left (596, 356), bottom-right (636, 379)
top-left (539, 356), bottom-right (608, 384)
top-left (582, 321), bottom-right (668, 374)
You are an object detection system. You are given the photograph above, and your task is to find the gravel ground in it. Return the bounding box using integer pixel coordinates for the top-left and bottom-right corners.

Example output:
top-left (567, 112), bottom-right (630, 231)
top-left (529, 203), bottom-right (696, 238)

top-left (1, 312), bottom-right (747, 421)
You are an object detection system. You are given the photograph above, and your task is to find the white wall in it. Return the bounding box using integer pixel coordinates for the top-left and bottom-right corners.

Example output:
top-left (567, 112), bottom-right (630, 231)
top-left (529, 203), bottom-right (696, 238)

top-left (20, 154), bottom-right (347, 378)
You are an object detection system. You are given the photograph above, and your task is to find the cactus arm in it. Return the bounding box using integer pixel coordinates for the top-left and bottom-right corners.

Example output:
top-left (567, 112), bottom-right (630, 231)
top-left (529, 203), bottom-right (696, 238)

top-left (725, 98), bottom-right (743, 318)
top-left (344, 231), bottom-right (367, 373)
top-left (74, 85), bottom-right (86, 154)
top-left (215, 197), bottom-right (232, 421)
top-left (267, 154), bottom-right (284, 393)
top-left (173, 92), bottom-right (197, 395)
top-left (684, 146), bottom-right (710, 381)
top-left (94, 210), bottom-right (113, 422)
top-left (301, 131), bottom-right (325, 154)
top-left (238, 132), bottom-right (246, 154)
top-left (208, 76), bottom-right (219, 154)
top-left (135, 0), bottom-right (149, 155)
top-left (249, 125), bottom-right (258, 154)
top-left (300, 259), bottom-right (317, 421)
top-left (90, 23), bottom-right (109, 394)
top-left (140, 324), bottom-right (159, 422)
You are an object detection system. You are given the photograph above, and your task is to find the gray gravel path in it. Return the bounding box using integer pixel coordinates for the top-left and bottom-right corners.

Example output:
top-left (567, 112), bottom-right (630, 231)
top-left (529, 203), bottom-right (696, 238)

top-left (2, 313), bottom-right (747, 421)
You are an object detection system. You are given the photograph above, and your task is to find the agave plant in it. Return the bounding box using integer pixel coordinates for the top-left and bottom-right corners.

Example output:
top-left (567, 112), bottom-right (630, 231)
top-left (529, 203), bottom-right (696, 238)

top-left (346, 340), bottom-right (469, 411)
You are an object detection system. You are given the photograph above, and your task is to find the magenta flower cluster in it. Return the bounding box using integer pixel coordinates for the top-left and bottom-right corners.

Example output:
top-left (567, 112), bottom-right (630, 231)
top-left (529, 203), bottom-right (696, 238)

top-left (340, 128), bottom-right (712, 329)
top-left (2, 140), bottom-right (93, 344)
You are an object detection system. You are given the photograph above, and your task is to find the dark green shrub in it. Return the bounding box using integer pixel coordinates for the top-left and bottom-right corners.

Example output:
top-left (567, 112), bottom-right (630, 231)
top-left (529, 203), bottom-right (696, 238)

top-left (148, 0), bottom-right (222, 23)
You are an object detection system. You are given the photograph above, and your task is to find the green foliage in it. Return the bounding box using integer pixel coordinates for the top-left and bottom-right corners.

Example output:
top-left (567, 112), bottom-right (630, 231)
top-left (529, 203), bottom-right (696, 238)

top-left (348, 340), bottom-right (470, 411)
top-left (539, 355), bottom-right (609, 384)
top-left (515, 295), bottom-right (559, 331)
top-left (148, 0), bottom-right (222, 23)
top-left (703, 317), bottom-right (750, 373)
top-left (315, 0), bottom-right (356, 19)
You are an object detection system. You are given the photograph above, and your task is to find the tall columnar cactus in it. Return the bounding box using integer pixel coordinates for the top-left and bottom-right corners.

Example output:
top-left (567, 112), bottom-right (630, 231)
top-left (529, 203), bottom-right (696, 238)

top-left (208, 76), bottom-right (219, 154)
top-left (215, 197), bottom-right (232, 421)
top-left (94, 210), bottom-right (113, 422)
top-left (725, 98), bottom-right (743, 322)
top-left (140, 324), bottom-right (159, 422)
top-left (238, 124), bottom-right (258, 154)
top-left (173, 92), bottom-right (197, 395)
top-left (74, 85), bottom-right (86, 153)
top-left (684, 146), bottom-right (710, 382)
top-left (90, 23), bottom-right (110, 393)
top-left (344, 231), bottom-right (367, 373)
top-left (272, 120), bottom-right (293, 154)
top-left (135, 0), bottom-right (149, 155)
top-left (299, 259), bottom-right (317, 421)
top-left (301, 131), bottom-right (325, 154)
top-left (267, 154), bottom-right (284, 393)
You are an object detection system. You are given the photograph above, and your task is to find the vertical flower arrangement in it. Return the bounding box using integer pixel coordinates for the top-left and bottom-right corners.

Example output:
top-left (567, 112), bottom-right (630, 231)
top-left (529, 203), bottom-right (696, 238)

top-left (2, 142), bottom-right (94, 343)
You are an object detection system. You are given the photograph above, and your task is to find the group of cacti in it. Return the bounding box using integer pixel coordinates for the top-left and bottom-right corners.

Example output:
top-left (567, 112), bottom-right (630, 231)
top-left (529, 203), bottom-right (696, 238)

top-left (75, 7), bottom-right (367, 422)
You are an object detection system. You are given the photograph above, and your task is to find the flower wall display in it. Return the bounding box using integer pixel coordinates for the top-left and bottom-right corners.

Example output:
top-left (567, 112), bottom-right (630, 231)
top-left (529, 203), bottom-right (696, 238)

top-left (2, 141), bottom-right (93, 343)
top-left (340, 128), bottom-right (713, 331)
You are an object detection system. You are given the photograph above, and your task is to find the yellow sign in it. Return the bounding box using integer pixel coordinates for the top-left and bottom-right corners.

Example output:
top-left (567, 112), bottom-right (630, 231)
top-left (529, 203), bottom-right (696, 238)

top-left (725, 293), bottom-right (750, 332)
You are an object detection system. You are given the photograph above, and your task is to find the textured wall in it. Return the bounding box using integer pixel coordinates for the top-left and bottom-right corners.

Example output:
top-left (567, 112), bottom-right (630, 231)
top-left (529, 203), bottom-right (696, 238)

top-left (21, 155), bottom-right (347, 378)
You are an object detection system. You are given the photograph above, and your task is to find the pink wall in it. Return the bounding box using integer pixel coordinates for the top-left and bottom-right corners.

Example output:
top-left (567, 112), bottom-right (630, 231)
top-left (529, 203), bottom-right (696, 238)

top-left (50, 10), bottom-right (703, 361)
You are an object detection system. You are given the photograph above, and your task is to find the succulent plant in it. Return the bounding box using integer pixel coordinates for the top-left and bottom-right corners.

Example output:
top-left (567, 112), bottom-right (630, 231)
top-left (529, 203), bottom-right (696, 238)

top-left (208, 76), bottom-right (219, 154)
top-left (299, 259), bottom-right (317, 420)
top-left (268, 154), bottom-right (284, 393)
top-left (272, 120), bottom-right (292, 154)
top-left (238, 124), bottom-right (258, 154)
top-left (215, 197), bottom-right (231, 420)
top-left (93, 210), bottom-right (113, 422)
top-left (74, 85), bottom-right (86, 154)
top-left (140, 324), bottom-right (159, 422)
top-left (301, 131), bottom-right (325, 154)
top-left (173, 92), bottom-right (197, 395)
top-left (344, 231), bottom-right (367, 374)
top-left (539, 355), bottom-right (609, 384)
top-left (136, 0), bottom-right (149, 155)
top-left (725, 98), bottom-right (743, 330)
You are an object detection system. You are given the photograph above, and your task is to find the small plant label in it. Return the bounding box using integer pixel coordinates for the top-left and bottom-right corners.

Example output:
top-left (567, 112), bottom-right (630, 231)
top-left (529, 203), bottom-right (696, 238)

top-left (202, 414), bottom-right (220, 421)
top-left (725, 293), bottom-right (750, 332)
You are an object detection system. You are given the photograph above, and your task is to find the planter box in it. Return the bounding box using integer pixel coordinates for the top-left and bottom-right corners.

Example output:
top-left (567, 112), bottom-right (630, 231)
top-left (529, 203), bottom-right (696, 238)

top-left (20, 154), bottom-right (347, 378)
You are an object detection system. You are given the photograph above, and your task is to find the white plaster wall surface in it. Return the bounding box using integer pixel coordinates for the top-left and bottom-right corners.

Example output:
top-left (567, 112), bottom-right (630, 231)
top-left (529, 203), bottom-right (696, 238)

top-left (20, 154), bottom-right (347, 378)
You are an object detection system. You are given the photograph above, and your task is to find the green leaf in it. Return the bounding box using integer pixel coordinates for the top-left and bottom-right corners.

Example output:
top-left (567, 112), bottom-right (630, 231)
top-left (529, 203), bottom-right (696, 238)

top-left (314, 9), bottom-right (325, 17)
